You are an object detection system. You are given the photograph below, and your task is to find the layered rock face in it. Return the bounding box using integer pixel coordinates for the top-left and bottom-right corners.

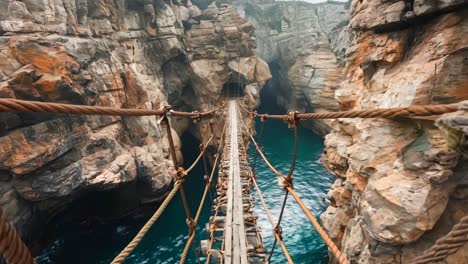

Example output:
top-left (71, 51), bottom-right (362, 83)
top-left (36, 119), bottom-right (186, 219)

top-left (0, 0), bottom-right (270, 245)
top-left (241, 1), bottom-right (350, 135)
top-left (320, 1), bottom-right (468, 263)
top-left (186, 3), bottom-right (271, 115)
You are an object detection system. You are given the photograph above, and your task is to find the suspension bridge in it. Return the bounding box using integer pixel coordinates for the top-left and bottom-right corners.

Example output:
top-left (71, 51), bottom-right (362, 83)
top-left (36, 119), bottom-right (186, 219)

top-left (0, 97), bottom-right (467, 264)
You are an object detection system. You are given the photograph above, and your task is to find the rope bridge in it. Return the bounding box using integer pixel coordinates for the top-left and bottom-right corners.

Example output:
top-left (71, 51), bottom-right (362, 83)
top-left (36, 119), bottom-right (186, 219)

top-left (0, 97), bottom-right (465, 264)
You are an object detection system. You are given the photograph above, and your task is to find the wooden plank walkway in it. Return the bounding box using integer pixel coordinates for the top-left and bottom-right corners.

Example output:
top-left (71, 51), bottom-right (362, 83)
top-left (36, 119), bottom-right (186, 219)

top-left (202, 100), bottom-right (266, 263)
top-left (226, 100), bottom-right (248, 264)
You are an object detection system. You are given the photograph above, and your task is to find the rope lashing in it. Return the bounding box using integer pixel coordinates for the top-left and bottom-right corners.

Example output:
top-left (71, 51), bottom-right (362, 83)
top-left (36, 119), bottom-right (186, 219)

top-left (239, 107), bottom-right (348, 264)
top-left (239, 102), bottom-right (461, 120)
top-left (241, 115), bottom-right (294, 264)
top-left (111, 181), bottom-right (181, 264)
top-left (163, 111), bottom-right (195, 234)
top-left (412, 214), bottom-right (468, 264)
top-left (180, 121), bottom-right (227, 264)
top-left (268, 191), bottom-right (290, 263)
top-left (0, 98), bottom-right (226, 118)
top-left (249, 172), bottom-right (294, 264)
top-left (0, 208), bottom-right (35, 264)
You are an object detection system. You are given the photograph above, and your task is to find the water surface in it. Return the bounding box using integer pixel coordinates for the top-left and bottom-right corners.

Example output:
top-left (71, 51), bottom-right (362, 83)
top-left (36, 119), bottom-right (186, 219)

top-left (37, 102), bottom-right (332, 264)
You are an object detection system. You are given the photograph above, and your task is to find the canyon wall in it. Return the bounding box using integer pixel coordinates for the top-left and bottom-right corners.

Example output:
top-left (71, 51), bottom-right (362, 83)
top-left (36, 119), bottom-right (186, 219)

top-left (319, 1), bottom-right (468, 263)
top-left (0, 0), bottom-right (270, 246)
top-left (241, 1), bottom-right (350, 135)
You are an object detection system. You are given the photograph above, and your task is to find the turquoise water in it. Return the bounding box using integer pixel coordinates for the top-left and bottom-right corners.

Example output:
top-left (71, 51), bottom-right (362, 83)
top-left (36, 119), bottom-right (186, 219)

top-left (248, 117), bottom-right (331, 264)
top-left (37, 102), bottom-right (332, 264)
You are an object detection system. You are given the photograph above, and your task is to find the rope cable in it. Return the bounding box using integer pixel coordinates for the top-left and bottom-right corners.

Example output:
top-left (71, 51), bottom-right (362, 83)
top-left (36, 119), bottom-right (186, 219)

top-left (0, 98), bottom-right (226, 118)
top-left (0, 207), bottom-right (35, 264)
top-left (111, 181), bottom-right (181, 264)
top-left (180, 120), bottom-right (227, 264)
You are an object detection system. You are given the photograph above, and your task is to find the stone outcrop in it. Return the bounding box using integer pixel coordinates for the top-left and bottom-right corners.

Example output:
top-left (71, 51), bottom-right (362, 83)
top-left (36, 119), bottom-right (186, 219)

top-left (319, 2), bottom-right (468, 263)
top-left (186, 3), bottom-right (271, 115)
top-left (0, 0), bottom-right (270, 246)
top-left (241, 1), bottom-right (351, 135)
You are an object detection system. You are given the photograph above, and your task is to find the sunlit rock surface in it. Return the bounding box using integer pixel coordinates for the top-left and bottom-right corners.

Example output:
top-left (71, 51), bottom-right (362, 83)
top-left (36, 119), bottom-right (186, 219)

top-left (319, 1), bottom-right (468, 263)
top-left (0, 0), bottom-right (270, 244)
top-left (241, 1), bottom-right (350, 136)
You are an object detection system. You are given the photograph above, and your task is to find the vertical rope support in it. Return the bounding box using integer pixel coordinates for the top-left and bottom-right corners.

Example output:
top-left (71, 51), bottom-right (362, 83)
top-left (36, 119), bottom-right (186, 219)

top-left (0, 208), bottom-right (35, 264)
top-left (269, 118), bottom-right (297, 262)
top-left (180, 120), bottom-right (227, 264)
top-left (163, 111), bottom-right (194, 233)
top-left (268, 192), bottom-right (289, 263)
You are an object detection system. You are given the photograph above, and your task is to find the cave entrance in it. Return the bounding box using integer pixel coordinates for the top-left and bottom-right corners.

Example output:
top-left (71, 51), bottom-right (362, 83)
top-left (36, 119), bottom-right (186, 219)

top-left (222, 82), bottom-right (245, 98)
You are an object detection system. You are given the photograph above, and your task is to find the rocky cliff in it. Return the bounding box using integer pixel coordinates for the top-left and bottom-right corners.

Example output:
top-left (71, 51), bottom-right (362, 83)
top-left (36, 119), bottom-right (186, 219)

top-left (0, 0), bottom-right (270, 247)
top-left (240, 1), bottom-right (351, 135)
top-left (318, 1), bottom-right (468, 263)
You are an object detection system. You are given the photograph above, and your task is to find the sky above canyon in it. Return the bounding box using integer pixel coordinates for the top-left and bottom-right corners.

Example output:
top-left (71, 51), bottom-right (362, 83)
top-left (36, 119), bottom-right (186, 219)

top-left (286, 0), bottom-right (347, 3)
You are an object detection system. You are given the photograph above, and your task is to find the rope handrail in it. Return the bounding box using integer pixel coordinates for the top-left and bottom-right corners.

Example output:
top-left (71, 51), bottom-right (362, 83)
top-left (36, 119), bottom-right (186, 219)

top-left (111, 181), bottom-right (181, 264)
top-left (0, 208), bottom-right (35, 264)
top-left (0, 98), bottom-right (226, 118)
top-left (412, 214), bottom-right (468, 264)
top-left (287, 187), bottom-right (347, 264)
top-left (248, 170), bottom-right (294, 263)
top-left (180, 121), bottom-right (227, 264)
top-left (238, 107), bottom-right (348, 264)
top-left (239, 102), bottom-right (461, 120)
top-left (238, 138), bottom-right (294, 263)
top-left (112, 111), bottom-right (222, 264)
top-left (185, 135), bottom-right (214, 175)
top-left (238, 105), bottom-right (298, 262)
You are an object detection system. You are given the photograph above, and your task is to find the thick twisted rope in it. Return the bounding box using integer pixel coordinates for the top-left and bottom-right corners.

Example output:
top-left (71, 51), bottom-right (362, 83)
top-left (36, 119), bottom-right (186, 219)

top-left (0, 208), bottom-right (35, 264)
top-left (180, 121), bottom-right (227, 264)
top-left (287, 188), bottom-right (347, 264)
top-left (412, 214), bottom-right (468, 264)
top-left (111, 181), bottom-right (181, 264)
top-left (0, 98), bottom-right (225, 118)
top-left (239, 108), bottom-right (348, 264)
top-left (238, 138), bottom-right (294, 263)
top-left (239, 102), bottom-right (460, 120)
top-left (249, 171), bottom-right (294, 264)
top-left (185, 135), bottom-right (214, 175)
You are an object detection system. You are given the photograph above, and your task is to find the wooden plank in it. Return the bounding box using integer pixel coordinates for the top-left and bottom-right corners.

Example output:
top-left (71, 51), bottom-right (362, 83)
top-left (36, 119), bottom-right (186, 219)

top-left (231, 102), bottom-right (248, 264)
top-left (224, 101), bottom-right (250, 263)
top-left (224, 102), bottom-right (234, 264)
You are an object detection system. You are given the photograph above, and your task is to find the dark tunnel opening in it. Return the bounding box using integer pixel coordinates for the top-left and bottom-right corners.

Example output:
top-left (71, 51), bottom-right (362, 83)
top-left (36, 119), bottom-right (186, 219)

top-left (222, 82), bottom-right (245, 98)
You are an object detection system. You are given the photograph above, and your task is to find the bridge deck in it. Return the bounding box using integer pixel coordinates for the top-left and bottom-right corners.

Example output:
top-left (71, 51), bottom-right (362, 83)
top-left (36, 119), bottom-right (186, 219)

top-left (225, 100), bottom-right (248, 263)
top-left (203, 100), bottom-right (266, 263)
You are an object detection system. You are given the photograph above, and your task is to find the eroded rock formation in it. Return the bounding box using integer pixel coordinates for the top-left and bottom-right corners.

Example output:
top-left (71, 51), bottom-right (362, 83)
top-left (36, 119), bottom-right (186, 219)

top-left (241, 1), bottom-right (351, 135)
top-left (0, 0), bottom-right (270, 246)
top-left (319, 1), bottom-right (468, 263)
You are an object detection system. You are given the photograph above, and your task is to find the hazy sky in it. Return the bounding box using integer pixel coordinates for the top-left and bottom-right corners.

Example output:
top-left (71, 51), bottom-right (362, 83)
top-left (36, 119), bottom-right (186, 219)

top-left (286, 0), bottom-right (347, 3)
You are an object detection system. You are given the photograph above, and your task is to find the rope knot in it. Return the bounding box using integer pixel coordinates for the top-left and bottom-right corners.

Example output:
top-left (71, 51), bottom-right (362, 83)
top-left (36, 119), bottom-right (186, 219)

top-left (176, 167), bottom-right (188, 180)
top-left (199, 143), bottom-right (206, 152)
top-left (186, 218), bottom-right (196, 233)
top-left (278, 176), bottom-right (293, 189)
top-left (285, 110), bottom-right (300, 128)
top-left (203, 175), bottom-right (211, 185)
top-left (274, 225), bottom-right (283, 239)
top-left (250, 111), bottom-right (257, 119)
top-left (163, 105), bottom-right (172, 114)
top-left (192, 111), bottom-right (201, 123)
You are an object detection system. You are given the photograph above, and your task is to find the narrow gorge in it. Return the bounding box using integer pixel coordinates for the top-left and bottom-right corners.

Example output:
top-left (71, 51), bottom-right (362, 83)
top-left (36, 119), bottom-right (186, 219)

top-left (0, 0), bottom-right (467, 264)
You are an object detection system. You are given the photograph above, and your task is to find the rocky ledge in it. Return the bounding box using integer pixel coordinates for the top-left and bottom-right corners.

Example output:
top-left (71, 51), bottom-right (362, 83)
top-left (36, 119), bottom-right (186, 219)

top-left (318, 1), bottom-right (468, 264)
